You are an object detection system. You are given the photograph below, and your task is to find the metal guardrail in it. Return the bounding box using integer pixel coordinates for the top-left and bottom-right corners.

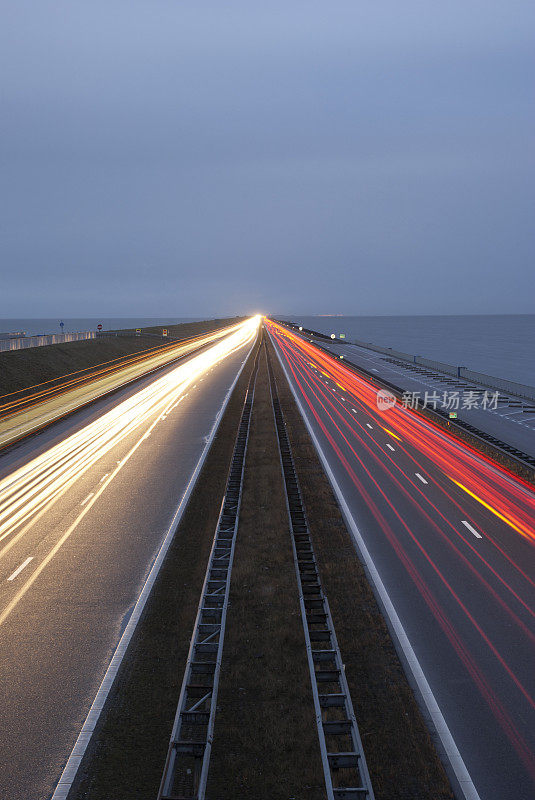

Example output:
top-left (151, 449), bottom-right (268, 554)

top-left (157, 355), bottom-right (259, 800)
top-left (267, 350), bottom-right (375, 800)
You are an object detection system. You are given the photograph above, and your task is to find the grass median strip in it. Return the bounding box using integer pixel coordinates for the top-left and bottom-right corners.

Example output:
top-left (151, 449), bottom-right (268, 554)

top-left (206, 346), bottom-right (325, 800)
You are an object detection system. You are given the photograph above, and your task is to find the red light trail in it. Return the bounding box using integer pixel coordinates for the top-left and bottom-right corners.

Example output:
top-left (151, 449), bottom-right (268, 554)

top-left (266, 319), bottom-right (535, 787)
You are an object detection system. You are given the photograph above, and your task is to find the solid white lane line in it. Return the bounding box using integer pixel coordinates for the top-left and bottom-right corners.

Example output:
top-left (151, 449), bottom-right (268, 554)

top-left (7, 557), bottom-right (33, 582)
top-left (81, 492), bottom-right (94, 506)
top-left (99, 474), bottom-right (109, 483)
top-left (366, 423), bottom-right (373, 429)
top-left (461, 520), bottom-right (483, 539)
top-left (386, 444), bottom-right (395, 451)
top-left (415, 473), bottom-right (428, 485)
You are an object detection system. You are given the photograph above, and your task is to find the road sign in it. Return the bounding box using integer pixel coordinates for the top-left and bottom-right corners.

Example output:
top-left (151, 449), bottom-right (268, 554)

top-left (162, 328), bottom-right (168, 337)
top-left (135, 328), bottom-right (141, 336)
top-left (339, 333), bottom-right (346, 339)
top-left (449, 411), bottom-right (458, 419)
top-left (97, 324), bottom-right (102, 331)
top-left (330, 334), bottom-right (336, 339)
top-left (59, 321), bottom-right (64, 330)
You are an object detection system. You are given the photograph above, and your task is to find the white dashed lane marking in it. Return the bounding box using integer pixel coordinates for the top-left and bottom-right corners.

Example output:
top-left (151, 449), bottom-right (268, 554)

top-left (386, 444), bottom-right (395, 451)
top-left (461, 520), bottom-right (483, 539)
top-left (8, 557), bottom-right (33, 582)
top-left (366, 423), bottom-right (373, 429)
top-left (81, 492), bottom-right (94, 506)
top-left (415, 473), bottom-right (428, 485)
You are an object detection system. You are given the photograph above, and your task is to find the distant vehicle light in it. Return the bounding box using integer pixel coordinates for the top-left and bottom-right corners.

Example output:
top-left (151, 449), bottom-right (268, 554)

top-left (299, 326), bottom-right (303, 331)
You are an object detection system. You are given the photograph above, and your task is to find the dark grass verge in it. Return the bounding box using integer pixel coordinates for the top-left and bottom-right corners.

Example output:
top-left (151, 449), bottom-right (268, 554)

top-left (0, 318), bottom-right (243, 397)
top-left (107, 316), bottom-right (246, 339)
top-left (68, 338), bottom-right (260, 800)
top-left (267, 338), bottom-right (454, 800)
top-left (206, 344), bottom-right (325, 800)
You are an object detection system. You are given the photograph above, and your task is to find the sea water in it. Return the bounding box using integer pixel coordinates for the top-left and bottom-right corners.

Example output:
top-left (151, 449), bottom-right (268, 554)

top-left (280, 315), bottom-right (535, 387)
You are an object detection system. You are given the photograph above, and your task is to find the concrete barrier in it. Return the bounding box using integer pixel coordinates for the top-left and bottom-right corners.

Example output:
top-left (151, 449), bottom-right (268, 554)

top-left (0, 331), bottom-right (96, 353)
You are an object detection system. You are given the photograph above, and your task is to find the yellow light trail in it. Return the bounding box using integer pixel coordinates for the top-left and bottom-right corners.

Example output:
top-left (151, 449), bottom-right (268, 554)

top-left (381, 426), bottom-right (402, 441)
top-left (0, 317), bottom-right (260, 557)
top-left (449, 477), bottom-right (527, 539)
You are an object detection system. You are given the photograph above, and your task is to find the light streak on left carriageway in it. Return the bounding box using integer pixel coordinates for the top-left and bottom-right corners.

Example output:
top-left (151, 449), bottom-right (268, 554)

top-left (0, 316), bottom-right (260, 551)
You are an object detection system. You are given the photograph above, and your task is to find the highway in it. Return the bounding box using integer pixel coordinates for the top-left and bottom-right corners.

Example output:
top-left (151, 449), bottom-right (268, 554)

top-left (0, 317), bottom-right (259, 800)
top-left (267, 320), bottom-right (535, 800)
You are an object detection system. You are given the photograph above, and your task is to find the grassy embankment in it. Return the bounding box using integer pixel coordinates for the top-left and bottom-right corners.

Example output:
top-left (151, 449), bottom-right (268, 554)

top-left (106, 317), bottom-right (246, 339)
top-left (0, 317), bottom-right (244, 396)
top-left (69, 334), bottom-right (453, 800)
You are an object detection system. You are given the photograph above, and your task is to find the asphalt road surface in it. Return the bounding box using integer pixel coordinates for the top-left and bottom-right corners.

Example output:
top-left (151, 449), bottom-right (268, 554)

top-left (0, 325), bottom-right (256, 800)
top-left (267, 320), bottom-right (535, 800)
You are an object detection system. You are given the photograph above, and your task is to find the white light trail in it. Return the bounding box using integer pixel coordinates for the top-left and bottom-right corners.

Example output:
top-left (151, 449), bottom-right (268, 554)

top-left (0, 317), bottom-right (260, 556)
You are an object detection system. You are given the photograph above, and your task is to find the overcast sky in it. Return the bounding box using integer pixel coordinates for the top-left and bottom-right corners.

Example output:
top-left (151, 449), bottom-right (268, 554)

top-left (1, 1), bottom-right (534, 317)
